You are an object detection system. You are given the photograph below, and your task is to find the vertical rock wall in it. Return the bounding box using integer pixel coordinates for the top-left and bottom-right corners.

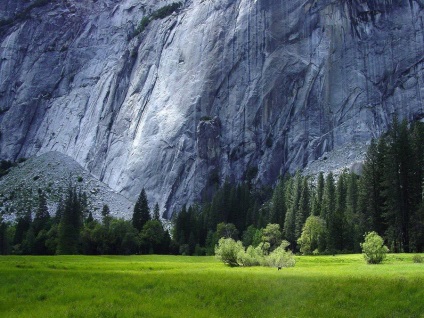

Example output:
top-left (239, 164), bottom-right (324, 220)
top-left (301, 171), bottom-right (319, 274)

top-left (0, 0), bottom-right (423, 217)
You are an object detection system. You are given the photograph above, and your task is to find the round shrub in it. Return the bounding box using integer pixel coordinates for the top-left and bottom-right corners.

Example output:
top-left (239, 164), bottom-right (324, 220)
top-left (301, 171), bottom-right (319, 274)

top-left (360, 231), bottom-right (389, 264)
top-left (215, 237), bottom-right (244, 267)
top-left (266, 240), bottom-right (295, 268)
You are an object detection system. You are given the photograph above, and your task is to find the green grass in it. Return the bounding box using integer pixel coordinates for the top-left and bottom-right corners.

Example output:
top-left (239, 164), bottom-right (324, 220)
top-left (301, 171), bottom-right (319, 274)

top-left (0, 254), bottom-right (423, 317)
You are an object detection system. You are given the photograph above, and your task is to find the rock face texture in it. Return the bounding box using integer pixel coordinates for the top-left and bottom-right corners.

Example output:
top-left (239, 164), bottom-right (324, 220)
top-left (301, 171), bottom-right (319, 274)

top-left (0, 152), bottom-right (134, 220)
top-left (0, 0), bottom-right (423, 217)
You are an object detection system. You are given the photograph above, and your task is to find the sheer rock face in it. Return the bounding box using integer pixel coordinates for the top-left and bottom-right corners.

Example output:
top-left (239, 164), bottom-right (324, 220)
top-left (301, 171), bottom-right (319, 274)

top-left (0, 0), bottom-right (423, 217)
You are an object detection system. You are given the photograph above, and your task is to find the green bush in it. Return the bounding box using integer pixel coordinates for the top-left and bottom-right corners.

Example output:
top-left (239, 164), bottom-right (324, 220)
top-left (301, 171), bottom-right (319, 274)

top-left (360, 232), bottom-right (389, 264)
top-left (265, 240), bottom-right (295, 268)
top-left (215, 237), bottom-right (244, 267)
top-left (236, 245), bottom-right (261, 266)
top-left (412, 255), bottom-right (423, 263)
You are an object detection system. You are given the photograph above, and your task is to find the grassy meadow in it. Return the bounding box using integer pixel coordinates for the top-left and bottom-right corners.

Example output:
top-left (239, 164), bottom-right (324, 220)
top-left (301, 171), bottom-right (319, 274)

top-left (0, 254), bottom-right (423, 318)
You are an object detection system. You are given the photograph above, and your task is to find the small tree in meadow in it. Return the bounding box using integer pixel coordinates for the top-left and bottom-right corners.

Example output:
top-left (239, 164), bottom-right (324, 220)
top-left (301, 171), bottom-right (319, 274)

top-left (360, 231), bottom-right (389, 264)
top-left (215, 237), bottom-right (244, 267)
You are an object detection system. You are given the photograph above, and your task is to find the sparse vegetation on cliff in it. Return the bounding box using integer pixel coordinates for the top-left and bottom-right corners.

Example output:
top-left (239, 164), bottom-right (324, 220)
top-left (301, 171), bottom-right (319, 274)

top-left (133, 2), bottom-right (183, 37)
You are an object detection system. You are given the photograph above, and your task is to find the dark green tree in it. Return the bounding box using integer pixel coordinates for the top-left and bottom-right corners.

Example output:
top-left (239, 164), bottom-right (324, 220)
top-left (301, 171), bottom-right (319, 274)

top-left (359, 138), bottom-right (385, 235)
top-left (140, 220), bottom-right (166, 254)
top-left (33, 189), bottom-right (50, 235)
top-left (153, 203), bottom-right (161, 221)
top-left (269, 177), bottom-right (287, 228)
top-left (101, 204), bottom-right (111, 228)
top-left (295, 177), bottom-right (310, 241)
top-left (382, 119), bottom-right (413, 252)
top-left (57, 186), bottom-right (83, 254)
top-left (322, 172), bottom-right (336, 253)
top-left (216, 222), bottom-right (239, 240)
top-left (312, 172), bottom-right (324, 216)
top-left (283, 173), bottom-right (301, 246)
top-left (13, 209), bottom-right (32, 247)
top-left (345, 172), bottom-right (361, 252)
top-left (132, 188), bottom-right (151, 232)
top-left (334, 172), bottom-right (347, 251)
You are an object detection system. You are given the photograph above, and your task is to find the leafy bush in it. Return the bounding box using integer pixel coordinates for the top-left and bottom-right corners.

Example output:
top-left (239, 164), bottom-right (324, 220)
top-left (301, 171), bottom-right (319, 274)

top-left (265, 241), bottom-right (295, 268)
top-left (215, 237), bottom-right (295, 269)
top-left (236, 245), bottom-right (261, 267)
top-left (360, 232), bottom-right (389, 264)
top-left (215, 237), bottom-right (244, 267)
top-left (412, 255), bottom-right (423, 263)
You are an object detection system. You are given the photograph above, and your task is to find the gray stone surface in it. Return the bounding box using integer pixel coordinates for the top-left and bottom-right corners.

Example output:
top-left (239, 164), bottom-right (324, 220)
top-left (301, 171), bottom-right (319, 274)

top-left (0, 151), bottom-right (134, 220)
top-left (0, 0), bottom-right (423, 218)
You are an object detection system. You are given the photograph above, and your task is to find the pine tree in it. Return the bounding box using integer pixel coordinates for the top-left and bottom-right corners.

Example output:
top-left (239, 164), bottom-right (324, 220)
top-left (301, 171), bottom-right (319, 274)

top-left (312, 172), bottom-right (324, 216)
top-left (283, 172), bottom-right (301, 246)
top-left (57, 186), bottom-right (83, 254)
top-left (270, 177), bottom-right (287, 228)
top-left (322, 172), bottom-right (336, 253)
top-left (132, 188), bottom-right (151, 232)
top-left (295, 177), bottom-right (310, 240)
top-left (33, 189), bottom-right (50, 235)
top-left (346, 172), bottom-right (360, 252)
top-left (13, 209), bottom-right (32, 246)
top-left (334, 172), bottom-right (347, 251)
top-left (409, 122), bottom-right (424, 251)
top-left (101, 204), bottom-right (111, 227)
top-left (153, 203), bottom-right (161, 221)
top-left (360, 138), bottom-right (385, 235)
top-left (382, 119), bottom-right (413, 252)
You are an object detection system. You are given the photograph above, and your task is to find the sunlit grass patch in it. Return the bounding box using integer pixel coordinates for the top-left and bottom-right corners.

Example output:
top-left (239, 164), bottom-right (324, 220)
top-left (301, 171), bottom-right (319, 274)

top-left (0, 254), bottom-right (423, 317)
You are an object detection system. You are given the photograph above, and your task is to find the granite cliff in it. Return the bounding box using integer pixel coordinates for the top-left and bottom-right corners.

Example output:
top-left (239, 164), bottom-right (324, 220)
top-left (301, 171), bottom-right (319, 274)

top-left (0, 0), bottom-right (423, 217)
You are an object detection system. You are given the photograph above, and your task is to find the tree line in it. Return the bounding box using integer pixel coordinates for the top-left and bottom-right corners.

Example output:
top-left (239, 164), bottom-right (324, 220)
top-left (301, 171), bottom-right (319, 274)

top-left (0, 119), bottom-right (423, 255)
top-left (172, 119), bottom-right (424, 255)
top-left (0, 187), bottom-right (173, 255)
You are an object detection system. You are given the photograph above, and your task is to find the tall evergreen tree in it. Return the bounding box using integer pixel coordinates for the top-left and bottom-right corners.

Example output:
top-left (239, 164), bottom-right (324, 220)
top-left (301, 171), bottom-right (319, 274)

top-left (283, 172), bottom-right (301, 246)
top-left (33, 189), bottom-right (50, 235)
top-left (101, 204), bottom-right (111, 228)
top-left (153, 203), bottom-right (161, 221)
top-left (57, 186), bottom-right (83, 254)
top-left (382, 119), bottom-right (413, 252)
top-left (346, 172), bottom-right (361, 251)
top-left (322, 172), bottom-right (336, 253)
top-left (409, 122), bottom-right (424, 251)
top-left (312, 172), bottom-right (324, 216)
top-left (334, 172), bottom-right (347, 251)
top-left (360, 138), bottom-right (385, 235)
top-left (13, 209), bottom-right (32, 246)
top-left (270, 178), bottom-right (287, 228)
top-left (132, 188), bottom-right (151, 232)
top-left (295, 177), bottom-right (310, 240)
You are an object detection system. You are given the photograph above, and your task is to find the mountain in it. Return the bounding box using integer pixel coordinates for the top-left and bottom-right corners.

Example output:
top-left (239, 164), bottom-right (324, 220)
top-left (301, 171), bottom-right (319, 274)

top-left (0, 0), bottom-right (423, 218)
